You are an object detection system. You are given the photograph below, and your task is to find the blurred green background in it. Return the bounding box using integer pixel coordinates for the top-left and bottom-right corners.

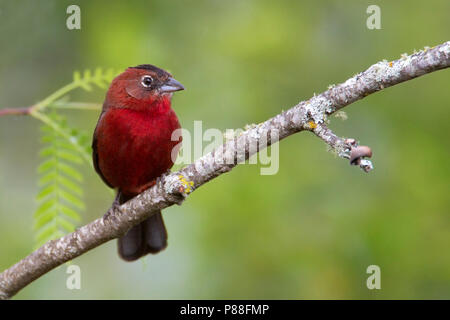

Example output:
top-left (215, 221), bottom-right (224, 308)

top-left (0, 0), bottom-right (449, 299)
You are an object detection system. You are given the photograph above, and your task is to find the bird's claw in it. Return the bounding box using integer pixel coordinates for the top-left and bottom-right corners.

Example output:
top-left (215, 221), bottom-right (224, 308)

top-left (103, 195), bottom-right (121, 221)
top-left (156, 169), bottom-right (172, 188)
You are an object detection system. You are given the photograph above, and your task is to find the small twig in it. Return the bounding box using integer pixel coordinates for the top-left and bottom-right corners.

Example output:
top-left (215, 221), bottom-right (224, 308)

top-left (309, 123), bottom-right (373, 172)
top-left (49, 101), bottom-right (102, 111)
top-left (0, 107), bottom-right (32, 117)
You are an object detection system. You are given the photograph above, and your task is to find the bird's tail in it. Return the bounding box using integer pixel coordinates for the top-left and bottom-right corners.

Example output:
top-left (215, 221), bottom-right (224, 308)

top-left (116, 193), bottom-right (168, 262)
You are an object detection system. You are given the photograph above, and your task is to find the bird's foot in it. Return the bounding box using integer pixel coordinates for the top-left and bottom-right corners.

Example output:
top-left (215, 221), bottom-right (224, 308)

top-left (156, 169), bottom-right (172, 189)
top-left (103, 195), bottom-right (121, 221)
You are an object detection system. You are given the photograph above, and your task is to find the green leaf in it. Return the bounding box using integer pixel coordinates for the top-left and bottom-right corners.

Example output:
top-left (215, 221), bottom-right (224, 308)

top-left (59, 204), bottom-right (81, 221)
top-left (57, 175), bottom-right (83, 195)
top-left (58, 162), bottom-right (83, 182)
top-left (83, 69), bottom-right (92, 80)
top-left (39, 145), bottom-right (56, 157)
top-left (32, 67), bottom-right (120, 246)
top-left (36, 223), bottom-right (58, 243)
top-left (34, 209), bottom-right (57, 230)
top-left (57, 217), bottom-right (76, 233)
top-left (38, 171), bottom-right (57, 186)
top-left (58, 189), bottom-right (85, 210)
top-left (37, 158), bottom-right (57, 174)
top-left (36, 184), bottom-right (56, 201)
top-left (34, 197), bottom-right (56, 216)
top-left (34, 111), bottom-right (87, 247)
top-left (55, 140), bottom-right (81, 153)
top-left (58, 150), bottom-right (82, 164)
top-left (73, 70), bottom-right (81, 83)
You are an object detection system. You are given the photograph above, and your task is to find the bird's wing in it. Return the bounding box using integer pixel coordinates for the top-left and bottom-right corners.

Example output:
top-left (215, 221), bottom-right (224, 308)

top-left (92, 111), bottom-right (114, 189)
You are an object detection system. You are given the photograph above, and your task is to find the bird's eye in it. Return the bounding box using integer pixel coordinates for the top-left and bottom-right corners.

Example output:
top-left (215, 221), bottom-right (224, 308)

top-left (141, 75), bottom-right (153, 88)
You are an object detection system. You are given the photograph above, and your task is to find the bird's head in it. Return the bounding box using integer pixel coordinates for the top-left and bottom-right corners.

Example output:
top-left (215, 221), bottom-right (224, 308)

top-left (104, 64), bottom-right (184, 112)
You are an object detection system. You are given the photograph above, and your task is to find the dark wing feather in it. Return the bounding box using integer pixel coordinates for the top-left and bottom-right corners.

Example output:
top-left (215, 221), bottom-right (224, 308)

top-left (92, 111), bottom-right (114, 188)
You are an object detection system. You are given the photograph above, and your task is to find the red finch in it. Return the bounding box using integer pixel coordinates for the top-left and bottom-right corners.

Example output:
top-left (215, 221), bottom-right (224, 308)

top-left (92, 64), bottom-right (184, 261)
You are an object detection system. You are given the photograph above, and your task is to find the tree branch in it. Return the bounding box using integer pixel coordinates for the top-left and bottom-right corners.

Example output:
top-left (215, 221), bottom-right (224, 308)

top-left (1, 41), bottom-right (449, 300)
top-left (310, 123), bottom-right (374, 172)
top-left (0, 107), bottom-right (31, 116)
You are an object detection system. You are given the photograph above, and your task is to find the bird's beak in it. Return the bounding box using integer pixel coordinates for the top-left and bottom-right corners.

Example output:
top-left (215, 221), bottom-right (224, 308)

top-left (159, 77), bottom-right (185, 93)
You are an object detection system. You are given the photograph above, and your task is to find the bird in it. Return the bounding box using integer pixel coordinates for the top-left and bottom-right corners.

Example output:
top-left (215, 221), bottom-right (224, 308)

top-left (92, 64), bottom-right (184, 261)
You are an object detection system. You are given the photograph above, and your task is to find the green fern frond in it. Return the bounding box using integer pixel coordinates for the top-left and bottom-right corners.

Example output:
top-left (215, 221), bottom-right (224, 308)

top-left (30, 67), bottom-right (120, 247)
top-left (33, 67), bottom-right (120, 114)
top-left (32, 111), bottom-right (93, 165)
top-left (73, 68), bottom-right (120, 92)
top-left (33, 112), bottom-right (85, 248)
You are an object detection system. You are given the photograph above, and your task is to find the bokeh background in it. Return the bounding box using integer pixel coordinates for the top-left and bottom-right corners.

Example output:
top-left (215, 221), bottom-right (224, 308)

top-left (0, 0), bottom-right (449, 299)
